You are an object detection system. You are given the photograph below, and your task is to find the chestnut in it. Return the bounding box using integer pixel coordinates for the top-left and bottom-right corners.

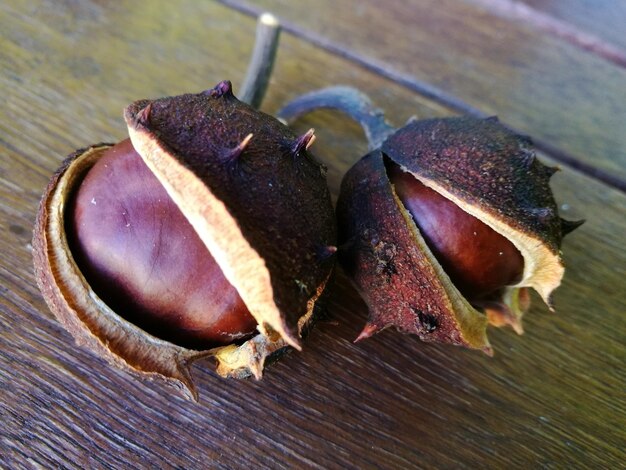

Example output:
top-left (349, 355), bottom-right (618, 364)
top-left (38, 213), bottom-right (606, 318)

top-left (32, 15), bottom-right (337, 399)
top-left (33, 81), bottom-right (336, 398)
top-left (67, 138), bottom-right (257, 350)
top-left (280, 88), bottom-right (582, 351)
top-left (386, 162), bottom-right (524, 304)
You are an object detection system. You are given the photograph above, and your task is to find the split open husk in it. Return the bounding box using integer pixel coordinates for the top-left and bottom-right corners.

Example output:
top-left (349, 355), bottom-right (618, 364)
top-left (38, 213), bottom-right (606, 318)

top-left (33, 83), bottom-right (336, 399)
top-left (337, 116), bottom-right (582, 351)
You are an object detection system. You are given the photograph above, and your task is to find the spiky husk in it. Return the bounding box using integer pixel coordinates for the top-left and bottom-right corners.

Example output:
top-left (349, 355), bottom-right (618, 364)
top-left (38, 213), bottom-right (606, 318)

top-left (338, 150), bottom-right (491, 351)
top-left (338, 116), bottom-right (581, 348)
top-left (33, 82), bottom-right (337, 399)
top-left (125, 81), bottom-right (336, 348)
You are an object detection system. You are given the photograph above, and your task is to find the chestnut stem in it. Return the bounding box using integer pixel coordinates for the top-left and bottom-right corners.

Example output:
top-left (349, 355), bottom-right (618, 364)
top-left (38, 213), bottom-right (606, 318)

top-left (278, 86), bottom-right (396, 150)
top-left (240, 13), bottom-right (281, 108)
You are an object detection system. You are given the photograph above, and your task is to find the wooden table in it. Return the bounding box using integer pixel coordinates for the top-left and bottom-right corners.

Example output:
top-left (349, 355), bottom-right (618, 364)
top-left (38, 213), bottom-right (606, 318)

top-left (1, 1), bottom-right (624, 468)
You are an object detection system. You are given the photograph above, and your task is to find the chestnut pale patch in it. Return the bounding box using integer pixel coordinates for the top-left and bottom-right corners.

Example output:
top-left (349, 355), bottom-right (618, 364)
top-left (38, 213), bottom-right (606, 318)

top-left (67, 139), bottom-right (257, 349)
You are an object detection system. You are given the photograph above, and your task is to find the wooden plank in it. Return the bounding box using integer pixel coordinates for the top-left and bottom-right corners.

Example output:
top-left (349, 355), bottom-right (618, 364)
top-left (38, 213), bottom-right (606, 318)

top-left (519, 0), bottom-right (626, 52)
top-left (227, 0), bottom-right (626, 188)
top-left (466, 0), bottom-right (626, 67)
top-left (1, 1), bottom-right (624, 468)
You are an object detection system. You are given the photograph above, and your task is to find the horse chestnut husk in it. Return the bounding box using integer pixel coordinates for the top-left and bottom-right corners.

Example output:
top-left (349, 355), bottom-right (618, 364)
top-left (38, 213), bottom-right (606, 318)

top-left (337, 116), bottom-right (583, 350)
top-left (33, 81), bottom-right (336, 398)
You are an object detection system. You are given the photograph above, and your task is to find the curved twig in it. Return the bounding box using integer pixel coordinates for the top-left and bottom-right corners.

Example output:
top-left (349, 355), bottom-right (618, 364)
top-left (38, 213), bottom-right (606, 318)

top-left (278, 86), bottom-right (396, 150)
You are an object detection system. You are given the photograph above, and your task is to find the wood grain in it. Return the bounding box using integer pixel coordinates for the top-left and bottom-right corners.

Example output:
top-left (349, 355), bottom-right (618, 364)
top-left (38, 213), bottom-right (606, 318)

top-left (1, 1), bottom-right (624, 468)
top-left (464, 0), bottom-right (626, 69)
top-left (230, 0), bottom-right (626, 188)
top-left (520, 0), bottom-right (626, 52)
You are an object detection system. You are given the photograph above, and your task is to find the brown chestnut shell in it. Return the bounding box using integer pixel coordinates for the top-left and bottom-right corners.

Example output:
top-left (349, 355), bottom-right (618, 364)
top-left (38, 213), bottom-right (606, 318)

top-left (337, 116), bottom-right (580, 349)
top-left (33, 83), bottom-right (336, 399)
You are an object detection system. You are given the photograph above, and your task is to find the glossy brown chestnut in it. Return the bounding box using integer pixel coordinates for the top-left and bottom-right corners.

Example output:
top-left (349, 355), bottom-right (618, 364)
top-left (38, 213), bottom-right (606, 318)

top-left (32, 16), bottom-right (341, 399)
top-left (387, 162), bottom-right (524, 303)
top-left (67, 138), bottom-right (257, 350)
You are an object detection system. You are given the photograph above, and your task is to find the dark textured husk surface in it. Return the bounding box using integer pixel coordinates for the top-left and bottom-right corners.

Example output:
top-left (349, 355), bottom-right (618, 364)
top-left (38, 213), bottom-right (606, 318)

top-left (337, 116), bottom-right (571, 349)
top-left (382, 117), bottom-right (563, 252)
top-left (125, 88), bottom-right (336, 345)
top-left (337, 150), bottom-right (489, 350)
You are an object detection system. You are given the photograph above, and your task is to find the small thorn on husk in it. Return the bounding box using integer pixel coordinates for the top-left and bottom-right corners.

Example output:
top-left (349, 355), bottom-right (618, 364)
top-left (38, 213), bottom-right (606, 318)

top-left (209, 80), bottom-right (233, 98)
top-left (485, 304), bottom-right (524, 335)
top-left (482, 345), bottom-right (495, 357)
top-left (134, 103), bottom-right (152, 129)
top-left (540, 163), bottom-right (560, 178)
top-left (224, 133), bottom-right (253, 162)
top-left (292, 128), bottom-right (316, 156)
top-left (561, 218), bottom-right (585, 236)
top-left (485, 115), bottom-right (499, 123)
top-left (354, 323), bottom-right (379, 342)
top-left (317, 245), bottom-right (337, 261)
top-left (249, 359), bottom-right (264, 380)
top-left (510, 320), bottom-right (524, 335)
